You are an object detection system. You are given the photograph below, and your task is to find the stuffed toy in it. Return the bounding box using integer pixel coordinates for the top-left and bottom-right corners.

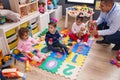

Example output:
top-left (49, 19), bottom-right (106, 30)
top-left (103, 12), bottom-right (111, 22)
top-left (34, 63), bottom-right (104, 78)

top-left (52, 0), bottom-right (59, 9)
top-left (47, 0), bottom-right (54, 10)
top-left (0, 1), bottom-right (20, 22)
top-left (0, 9), bottom-right (20, 22)
top-left (50, 17), bottom-right (58, 23)
top-left (0, 16), bottom-right (6, 24)
top-left (38, 2), bottom-right (46, 13)
top-left (0, 54), bottom-right (15, 69)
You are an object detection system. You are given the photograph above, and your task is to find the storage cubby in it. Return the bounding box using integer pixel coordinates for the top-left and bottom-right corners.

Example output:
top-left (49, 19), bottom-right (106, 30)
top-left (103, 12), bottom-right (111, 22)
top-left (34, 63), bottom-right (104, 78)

top-left (29, 2), bottom-right (38, 13)
top-left (9, 0), bottom-right (38, 17)
top-left (0, 12), bottom-right (40, 55)
top-left (20, 6), bottom-right (29, 17)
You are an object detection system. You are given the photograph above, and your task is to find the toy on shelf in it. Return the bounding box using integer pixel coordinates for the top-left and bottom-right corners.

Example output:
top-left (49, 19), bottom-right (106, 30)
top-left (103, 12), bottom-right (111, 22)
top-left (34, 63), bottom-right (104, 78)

top-left (50, 17), bottom-right (58, 23)
top-left (38, 2), bottom-right (46, 14)
top-left (9, 0), bottom-right (38, 17)
top-left (110, 51), bottom-right (120, 67)
top-left (52, 0), bottom-right (59, 9)
top-left (0, 1), bottom-right (20, 22)
top-left (0, 54), bottom-right (15, 69)
top-left (0, 16), bottom-right (6, 24)
top-left (47, 0), bottom-right (54, 10)
top-left (2, 68), bottom-right (26, 80)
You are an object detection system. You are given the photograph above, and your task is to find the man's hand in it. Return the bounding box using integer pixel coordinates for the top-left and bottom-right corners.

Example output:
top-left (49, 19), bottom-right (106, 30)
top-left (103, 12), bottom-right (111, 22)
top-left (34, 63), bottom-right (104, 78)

top-left (90, 20), bottom-right (97, 27)
top-left (90, 29), bottom-right (98, 36)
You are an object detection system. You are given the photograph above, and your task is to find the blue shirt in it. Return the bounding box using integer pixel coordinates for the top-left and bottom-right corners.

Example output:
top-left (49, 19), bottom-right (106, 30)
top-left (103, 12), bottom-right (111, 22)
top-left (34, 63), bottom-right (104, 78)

top-left (45, 30), bottom-right (61, 45)
top-left (96, 3), bottom-right (120, 36)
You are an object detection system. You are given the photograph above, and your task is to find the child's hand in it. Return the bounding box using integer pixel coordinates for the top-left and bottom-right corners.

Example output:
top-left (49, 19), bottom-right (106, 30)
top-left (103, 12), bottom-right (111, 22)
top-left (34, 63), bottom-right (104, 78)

top-left (48, 41), bottom-right (52, 45)
top-left (90, 20), bottom-right (97, 27)
top-left (81, 27), bottom-right (85, 31)
top-left (59, 37), bottom-right (62, 40)
top-left (78, 31), bottom-right (84, 37)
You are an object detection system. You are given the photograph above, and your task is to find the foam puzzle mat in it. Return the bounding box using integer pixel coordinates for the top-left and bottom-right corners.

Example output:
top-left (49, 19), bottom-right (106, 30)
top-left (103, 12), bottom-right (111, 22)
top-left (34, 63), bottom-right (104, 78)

top-left (13, 28), bottom-right (93, 80)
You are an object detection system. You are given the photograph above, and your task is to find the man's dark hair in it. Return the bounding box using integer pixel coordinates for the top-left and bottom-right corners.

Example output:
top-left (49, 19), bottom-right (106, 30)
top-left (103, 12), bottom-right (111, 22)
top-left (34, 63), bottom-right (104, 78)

top-left (101, 0), bottom-right (114, 4)
top-left (48, 22), bottom-right (57, 28)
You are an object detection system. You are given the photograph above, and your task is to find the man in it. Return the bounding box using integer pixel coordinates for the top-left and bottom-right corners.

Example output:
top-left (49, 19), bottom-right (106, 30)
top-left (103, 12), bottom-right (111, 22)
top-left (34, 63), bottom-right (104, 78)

top-left (91, 0), bottom-right (120, 50)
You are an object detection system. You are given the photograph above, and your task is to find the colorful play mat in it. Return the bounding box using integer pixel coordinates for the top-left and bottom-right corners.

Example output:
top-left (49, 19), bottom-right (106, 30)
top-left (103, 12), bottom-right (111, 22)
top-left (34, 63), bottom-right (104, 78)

top-left (13, 28), bottom-right (93, 80)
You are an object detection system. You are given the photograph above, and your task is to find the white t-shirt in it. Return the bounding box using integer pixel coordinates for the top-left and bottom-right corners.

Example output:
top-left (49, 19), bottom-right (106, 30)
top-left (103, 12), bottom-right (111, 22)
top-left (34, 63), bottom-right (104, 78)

top-left (71, 22), bottom-right (86, 34)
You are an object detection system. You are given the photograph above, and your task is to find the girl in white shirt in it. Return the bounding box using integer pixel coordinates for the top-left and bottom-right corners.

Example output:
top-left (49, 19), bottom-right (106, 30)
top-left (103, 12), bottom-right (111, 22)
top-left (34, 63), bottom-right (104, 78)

top-left (69, 15), bottom-right (89, 43)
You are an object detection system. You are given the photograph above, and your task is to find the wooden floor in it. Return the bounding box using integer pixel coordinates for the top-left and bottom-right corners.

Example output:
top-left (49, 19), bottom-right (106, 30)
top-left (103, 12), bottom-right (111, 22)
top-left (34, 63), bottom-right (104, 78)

top-left (15, 16), bottom-right (120, 80)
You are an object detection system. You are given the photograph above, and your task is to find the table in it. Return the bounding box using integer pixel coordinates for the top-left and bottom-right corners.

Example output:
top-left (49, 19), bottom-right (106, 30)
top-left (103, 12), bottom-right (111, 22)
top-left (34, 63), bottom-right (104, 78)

top-left (65, 6), bottom-right (94, 28)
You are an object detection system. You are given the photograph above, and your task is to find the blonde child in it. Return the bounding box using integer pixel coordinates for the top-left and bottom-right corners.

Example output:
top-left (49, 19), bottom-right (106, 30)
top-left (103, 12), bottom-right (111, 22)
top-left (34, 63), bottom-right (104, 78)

top-left (69, 14), bottom-right (89, 44)
top-left (17, 27), bottom-right (46, 62)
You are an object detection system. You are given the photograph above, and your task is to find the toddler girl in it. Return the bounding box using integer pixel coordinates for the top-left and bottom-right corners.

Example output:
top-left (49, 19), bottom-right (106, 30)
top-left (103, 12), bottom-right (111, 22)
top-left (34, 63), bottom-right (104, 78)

top-left (17, 27), bottom-right (46, 62)
top-left (69, 14), bottom-right (89, 44)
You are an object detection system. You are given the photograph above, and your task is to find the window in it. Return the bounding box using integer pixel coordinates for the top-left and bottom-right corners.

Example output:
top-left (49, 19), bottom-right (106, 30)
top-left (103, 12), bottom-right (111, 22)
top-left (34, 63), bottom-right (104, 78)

top-left (66, 0), bottom-right (95, 4)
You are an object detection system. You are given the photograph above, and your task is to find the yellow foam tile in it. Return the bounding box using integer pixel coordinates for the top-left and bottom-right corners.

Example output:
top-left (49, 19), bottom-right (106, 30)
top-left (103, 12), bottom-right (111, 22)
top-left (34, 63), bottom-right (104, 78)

top-left (65, 52), bottom-right (86, 66)
top-left (34, 43), bottom-right (44, 50)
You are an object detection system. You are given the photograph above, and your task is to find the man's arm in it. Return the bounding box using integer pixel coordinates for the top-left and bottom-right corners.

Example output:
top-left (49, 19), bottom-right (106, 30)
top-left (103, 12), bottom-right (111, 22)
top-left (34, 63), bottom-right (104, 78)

top-left (98, 15), bottom-right (120, 35)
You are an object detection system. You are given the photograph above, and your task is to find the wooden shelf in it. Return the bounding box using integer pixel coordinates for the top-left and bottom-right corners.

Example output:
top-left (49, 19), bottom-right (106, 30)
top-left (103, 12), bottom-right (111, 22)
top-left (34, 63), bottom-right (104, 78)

top-left (0, 11), bottom-right (39, 32)
top-left (9, 0), bottom-right (38, 17)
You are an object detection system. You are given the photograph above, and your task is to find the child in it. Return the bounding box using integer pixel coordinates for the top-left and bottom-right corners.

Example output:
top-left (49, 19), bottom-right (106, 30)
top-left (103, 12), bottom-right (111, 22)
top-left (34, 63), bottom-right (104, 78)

top-left (38, 2), bottom-right (45, 13)
top-left (69, 14), bottom-right (89, 44)
top-left (45, 22), bottom-right (68, 54)
top-left (17, 27), bottom-right (46, 62)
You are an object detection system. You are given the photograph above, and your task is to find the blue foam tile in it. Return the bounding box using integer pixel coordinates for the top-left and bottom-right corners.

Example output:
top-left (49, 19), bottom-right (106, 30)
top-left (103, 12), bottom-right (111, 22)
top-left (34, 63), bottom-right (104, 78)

top-left (49, 52), bottom-right (68, 61)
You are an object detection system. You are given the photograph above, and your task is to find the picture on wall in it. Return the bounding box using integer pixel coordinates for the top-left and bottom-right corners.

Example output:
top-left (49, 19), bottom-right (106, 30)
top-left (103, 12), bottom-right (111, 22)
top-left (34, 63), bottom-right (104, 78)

top-left (66, 0), bottom-right (95, 4)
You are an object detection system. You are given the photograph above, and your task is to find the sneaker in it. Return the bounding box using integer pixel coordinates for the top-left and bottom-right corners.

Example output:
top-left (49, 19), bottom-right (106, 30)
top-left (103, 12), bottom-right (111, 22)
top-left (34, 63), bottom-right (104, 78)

top-left (96, 40), bottom-right (110, 45)
top-left (112, 44), bottom-right (120, 51)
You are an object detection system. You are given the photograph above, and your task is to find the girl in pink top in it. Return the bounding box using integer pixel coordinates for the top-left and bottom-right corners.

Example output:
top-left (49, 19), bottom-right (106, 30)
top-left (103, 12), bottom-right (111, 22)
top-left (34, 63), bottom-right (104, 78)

top-left (17, 27), bottom-right (46, 62)
top-left (69, 15), bottom-right (89, 43)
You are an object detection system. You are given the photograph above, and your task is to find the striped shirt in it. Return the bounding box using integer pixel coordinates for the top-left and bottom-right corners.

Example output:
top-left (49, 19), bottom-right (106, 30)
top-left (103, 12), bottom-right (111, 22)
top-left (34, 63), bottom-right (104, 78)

top-left (96, 2), bottom-right (120, 36)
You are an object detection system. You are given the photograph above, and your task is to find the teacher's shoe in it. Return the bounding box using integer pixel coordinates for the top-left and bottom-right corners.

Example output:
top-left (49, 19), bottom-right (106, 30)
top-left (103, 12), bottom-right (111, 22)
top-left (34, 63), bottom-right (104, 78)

top-left (96, 40), bottom-right (110, 46)
top-left (112, 44), bottom-right (120, 50)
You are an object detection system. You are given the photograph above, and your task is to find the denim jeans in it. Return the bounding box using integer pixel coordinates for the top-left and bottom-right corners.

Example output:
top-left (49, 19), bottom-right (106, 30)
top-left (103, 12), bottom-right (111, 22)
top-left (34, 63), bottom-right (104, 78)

top-left (98, 22), bottom-right (120, 45)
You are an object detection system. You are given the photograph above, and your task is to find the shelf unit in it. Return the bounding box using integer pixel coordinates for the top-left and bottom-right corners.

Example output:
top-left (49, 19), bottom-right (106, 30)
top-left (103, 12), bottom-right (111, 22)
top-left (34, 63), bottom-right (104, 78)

top-left (38, 5), bottom-right (62, 32)
top-left (0, 0), bottom-right (62, 55)
top-left (9, 0), bottom-right (38, 17)
top-left (0, 12), bottom-right (40, 55)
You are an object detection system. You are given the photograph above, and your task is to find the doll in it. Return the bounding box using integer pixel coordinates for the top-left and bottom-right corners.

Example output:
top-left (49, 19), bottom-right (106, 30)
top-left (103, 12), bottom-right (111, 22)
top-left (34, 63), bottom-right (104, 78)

top-left (38, 2), bottom-right (46, 14)
top-left (47, 0), bottom-right (54, 10)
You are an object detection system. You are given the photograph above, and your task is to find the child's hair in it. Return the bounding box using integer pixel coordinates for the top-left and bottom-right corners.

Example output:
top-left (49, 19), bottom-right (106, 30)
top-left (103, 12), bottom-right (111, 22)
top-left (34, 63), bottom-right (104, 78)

top-left (38, 2), bottom-right (46, 6)
top-left (76, 15), bottom-right (84, 22)
top-left (18, 27), bottom-right (29, 39)
top-left (48, 22), bottom-right (57, 28)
